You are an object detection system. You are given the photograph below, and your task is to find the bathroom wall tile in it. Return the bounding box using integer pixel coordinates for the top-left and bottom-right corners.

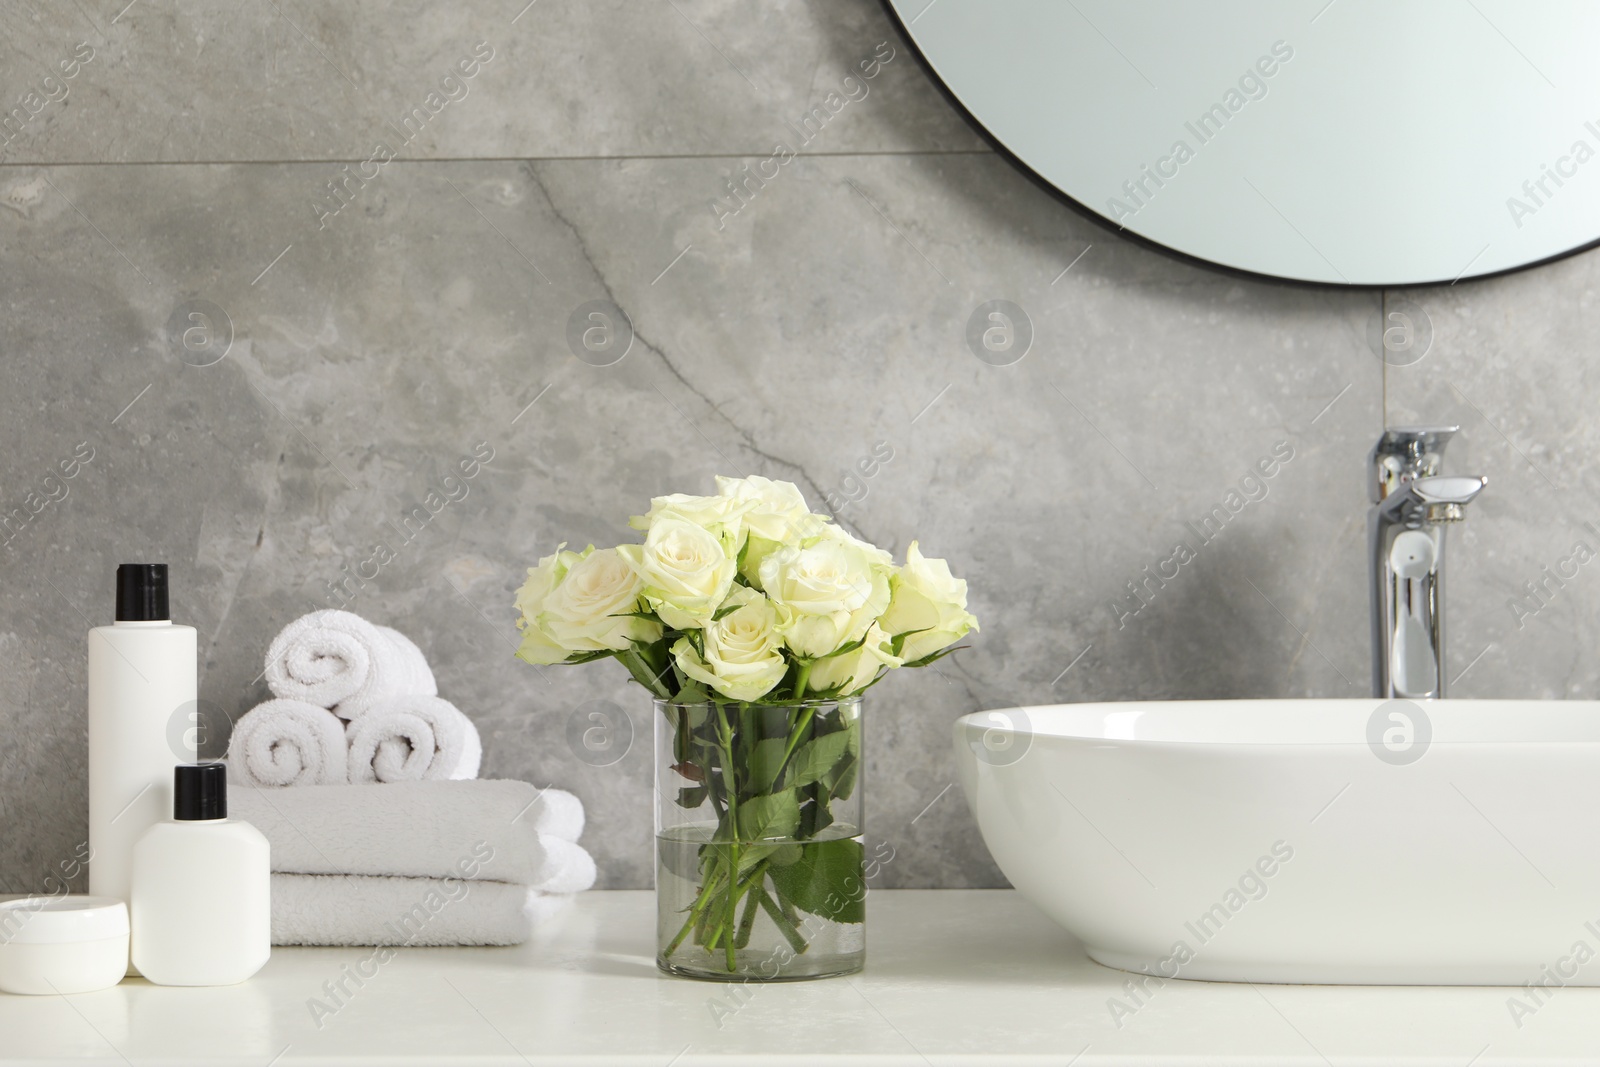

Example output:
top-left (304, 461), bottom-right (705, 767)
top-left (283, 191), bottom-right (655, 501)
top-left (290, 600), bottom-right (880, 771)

top-left (0, 146), bottom-right (1381, 890)
top-left (0, 0), bottom-right (981, 165)
top-left (1384, 258), bottom-right (1600, 700)
top-left (524, 151), bottom-right (1386, 883)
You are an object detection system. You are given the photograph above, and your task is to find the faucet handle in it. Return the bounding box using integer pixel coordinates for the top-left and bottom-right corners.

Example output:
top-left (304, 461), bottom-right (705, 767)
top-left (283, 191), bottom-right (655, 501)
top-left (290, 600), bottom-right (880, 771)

top-left (1411, 474), bottom-right (1487, 523)
top-left (1411, 474), bottom-right (1486, 503)
top-left (1369, 426), bottom-right (1460, 502)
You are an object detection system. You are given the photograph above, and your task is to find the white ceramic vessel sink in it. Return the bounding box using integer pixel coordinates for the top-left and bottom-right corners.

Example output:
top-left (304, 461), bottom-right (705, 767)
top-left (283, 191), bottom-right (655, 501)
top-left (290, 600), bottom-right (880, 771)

top-left (954, 700), bottom-right (1600, 985)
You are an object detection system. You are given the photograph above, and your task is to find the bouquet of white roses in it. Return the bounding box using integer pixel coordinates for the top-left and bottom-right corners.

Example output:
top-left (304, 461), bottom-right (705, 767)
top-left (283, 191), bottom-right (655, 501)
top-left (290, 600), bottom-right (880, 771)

top-left (512, 475), bottom-right (977, 978)
top-left (513, 474), bottom-right (976, 700)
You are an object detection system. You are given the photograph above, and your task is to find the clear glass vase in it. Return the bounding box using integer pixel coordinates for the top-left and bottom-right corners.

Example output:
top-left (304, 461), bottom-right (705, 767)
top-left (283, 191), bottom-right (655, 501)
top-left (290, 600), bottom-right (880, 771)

top-left (654, 696), bottom-right (865, 981)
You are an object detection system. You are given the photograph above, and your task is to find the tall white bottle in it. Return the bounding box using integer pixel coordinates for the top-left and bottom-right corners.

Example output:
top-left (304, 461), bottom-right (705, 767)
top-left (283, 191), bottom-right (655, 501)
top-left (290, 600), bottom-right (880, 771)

top-left (131, 763), bottom-right (270, 986)
top-left (88, 564), bottom-right (197, 928)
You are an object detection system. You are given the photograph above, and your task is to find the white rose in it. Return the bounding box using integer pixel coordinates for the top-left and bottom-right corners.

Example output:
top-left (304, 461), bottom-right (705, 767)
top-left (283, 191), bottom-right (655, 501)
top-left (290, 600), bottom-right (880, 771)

top-left (538, 546), bottom-right (661, 652)
top-left (715, 476), bottom-right (830, 584)
top-left (628, 491), bottom-right (750, 554)
top-left (806, 623), bottom-right (902, 696)
top-left (617, 516), bottom-right (737, 629)
top-left (672, 586), bottom-right (788, 701)
top-left (759, 531), bottom-right (891, 658)
top-left (513, 546), bottom-right (576, 666)
top-left (715, 475), bottom-right (816, 541)
top-left (879, 540), bottom-right (979, 662)
top-left (810, 521), bottom-right (893, 567)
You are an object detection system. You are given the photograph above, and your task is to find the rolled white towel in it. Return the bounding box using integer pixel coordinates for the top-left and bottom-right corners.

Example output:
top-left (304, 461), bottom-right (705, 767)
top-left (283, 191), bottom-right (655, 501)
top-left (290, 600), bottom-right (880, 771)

top-left (270, 873), bottom-right (541, 946)
top-left (532, 835), bottom-right (597, 894)
top-left (352, 627), bottom-right (435, 718)
top-left (229, 780), bottom-right (582, 883)
top-left (346, 695), bottom-right (482, 783)
top-left (263, 610), bottom-right (437, 719)
top-left (226, 699), bottom-right (348, 787)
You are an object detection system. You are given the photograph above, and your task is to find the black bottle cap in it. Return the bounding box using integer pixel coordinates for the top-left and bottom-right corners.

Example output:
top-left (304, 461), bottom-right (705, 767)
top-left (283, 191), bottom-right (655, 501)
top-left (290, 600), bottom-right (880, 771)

top-left (174, 762), bottom-right (228, 821)
top-left (115, 563), bottom-right (170, 622)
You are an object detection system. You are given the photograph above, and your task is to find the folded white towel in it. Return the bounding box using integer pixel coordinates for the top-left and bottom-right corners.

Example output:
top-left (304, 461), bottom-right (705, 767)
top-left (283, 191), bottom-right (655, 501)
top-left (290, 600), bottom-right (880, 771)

top-left (530, 787), bottom-right (585, 844)
top-left (270, 873), bottom-right (541, 946)
top-left (264, 611), bottom-right (437, 720)
top-left (532, 835), bottom-right (597, 894)
top-left (229, 779), bottom-right (584, 883)
top-left (226, 699), bottom-right (349, 788)
top-left (346, 695), bottom-right (482, 783)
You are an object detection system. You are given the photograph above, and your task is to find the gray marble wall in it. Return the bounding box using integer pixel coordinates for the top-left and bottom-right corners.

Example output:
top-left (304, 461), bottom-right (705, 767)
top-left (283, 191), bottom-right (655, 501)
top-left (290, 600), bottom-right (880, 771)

top-left (0, 1), bottom-right (1591, 892)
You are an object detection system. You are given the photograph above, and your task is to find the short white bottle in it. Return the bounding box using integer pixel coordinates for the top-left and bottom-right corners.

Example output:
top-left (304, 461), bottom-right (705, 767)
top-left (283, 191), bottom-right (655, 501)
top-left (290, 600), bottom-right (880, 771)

top-left (131, 763), bottom-right (270, 986)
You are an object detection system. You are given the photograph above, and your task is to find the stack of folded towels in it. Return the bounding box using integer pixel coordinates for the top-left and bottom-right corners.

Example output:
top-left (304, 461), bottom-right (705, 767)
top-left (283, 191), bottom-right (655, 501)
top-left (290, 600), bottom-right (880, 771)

top-left (226, 610), bottom-right (594, 946)
top-left (230, 779), bottom-right (594, 946)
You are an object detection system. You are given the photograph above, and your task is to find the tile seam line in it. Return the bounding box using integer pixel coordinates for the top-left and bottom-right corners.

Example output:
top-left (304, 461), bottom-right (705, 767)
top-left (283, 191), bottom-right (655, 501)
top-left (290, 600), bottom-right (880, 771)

top-left (0, 149), bottom-right (995, 168)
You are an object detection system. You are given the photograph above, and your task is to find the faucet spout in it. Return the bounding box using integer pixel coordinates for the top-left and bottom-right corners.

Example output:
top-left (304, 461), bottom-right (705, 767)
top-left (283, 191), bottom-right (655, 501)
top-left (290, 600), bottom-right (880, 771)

top-left (1368, 429), bottom-right (1485, 699)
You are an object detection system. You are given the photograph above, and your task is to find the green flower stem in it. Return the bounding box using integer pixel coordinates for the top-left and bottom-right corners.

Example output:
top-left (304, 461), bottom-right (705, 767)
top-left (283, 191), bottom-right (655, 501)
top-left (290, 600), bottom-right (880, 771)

top-left (714, 702), bottom-right (741, 971)
top-left (723, 844), bottom-right (738, 969)
top-left (667, 854), bottom-right (775, 964)
top-left (756, 883), bottom-right (809, 955)
top-left (716, 859), bottom-right (769, 946)
top-left (704, 916), bottom-right (724, 951)
top-left (779, 893), bottom-right (803, 932)
top-left (665, 861), bottom-right (727, 957)
top-left (791, 659), bottom-right (813, 703)
top-left (734, 876), bottom-right (763, 948)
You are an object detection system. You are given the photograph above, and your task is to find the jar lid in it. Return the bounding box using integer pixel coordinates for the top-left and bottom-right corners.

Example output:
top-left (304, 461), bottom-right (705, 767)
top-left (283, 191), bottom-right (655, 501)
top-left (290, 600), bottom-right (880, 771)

top-left (0, 896), bottom-right (129, 945)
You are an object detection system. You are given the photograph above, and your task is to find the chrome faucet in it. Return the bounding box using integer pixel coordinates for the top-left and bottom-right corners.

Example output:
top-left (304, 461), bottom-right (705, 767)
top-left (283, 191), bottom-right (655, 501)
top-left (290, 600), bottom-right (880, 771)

top-left (1369, 427), bottom-right (1486, 699)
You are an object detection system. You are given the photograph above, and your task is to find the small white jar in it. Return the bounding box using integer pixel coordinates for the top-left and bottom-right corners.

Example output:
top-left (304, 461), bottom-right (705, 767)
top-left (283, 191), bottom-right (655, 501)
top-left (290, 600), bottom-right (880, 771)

top-left (0, 896), bottom-right (129, 995)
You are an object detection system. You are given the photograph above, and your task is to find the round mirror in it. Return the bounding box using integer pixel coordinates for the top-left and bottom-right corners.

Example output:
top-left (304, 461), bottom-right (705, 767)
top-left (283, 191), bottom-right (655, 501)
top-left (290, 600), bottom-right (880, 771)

top-left (886, 0), bottom-right (1600, 285)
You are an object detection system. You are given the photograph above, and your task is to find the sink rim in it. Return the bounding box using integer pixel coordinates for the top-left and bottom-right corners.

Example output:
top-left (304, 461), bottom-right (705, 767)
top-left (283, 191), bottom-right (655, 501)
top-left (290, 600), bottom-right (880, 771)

top-left (958, 698), bottom-right (1600, 746)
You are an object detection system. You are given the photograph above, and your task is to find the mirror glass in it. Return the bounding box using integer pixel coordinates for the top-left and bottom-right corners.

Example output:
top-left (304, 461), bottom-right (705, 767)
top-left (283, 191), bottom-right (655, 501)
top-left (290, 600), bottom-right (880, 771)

top-left (887, 0), bottom-right (1600, 285)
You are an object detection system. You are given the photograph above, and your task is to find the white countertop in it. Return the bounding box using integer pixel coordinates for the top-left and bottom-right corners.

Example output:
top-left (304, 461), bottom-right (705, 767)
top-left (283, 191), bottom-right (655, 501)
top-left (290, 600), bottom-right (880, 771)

top-left (2, 889), bottom-right (1596, 1065)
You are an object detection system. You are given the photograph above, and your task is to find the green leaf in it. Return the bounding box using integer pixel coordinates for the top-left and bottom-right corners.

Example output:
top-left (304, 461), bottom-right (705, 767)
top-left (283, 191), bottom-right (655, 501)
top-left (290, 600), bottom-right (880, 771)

top-left (887, 627), bottom-right (931, 658)
top-left (669, 702), bottom-right (711, 766)
top-left (768, 843), bottom-right (803, 868)
top-left (712, 602), bottom-right (741, 621)
top-left (737, 842), bottom-right (777, 875)
top-left (674, 682), bottom-right (711, 706)
top-left (563, 649), bottom-right (616, 664)
top-left (783, 729), bottom-right (853, 791)
top-left (735, 791), bottom-right (801, 841)
top-left (676, 785), bottom-right (708, 809)
top-left (813, 633), bottom-right (868, 661)
top-left (637, 636), bottom-right (671, 673)
top-left (755, 703), bottom-right (796, 738)
top-left (747, 737), bottom-right (790, 795)
top-left (618, 643), bottom-right (672, 698)
top-left (798, 792), bottom-right (836, 838)
top-left (768, 839), bottom-right (865, 924)
top-left (827, 756), bottom-right (859, 802)
top-left (900, 644), bottom-right (969, 669)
